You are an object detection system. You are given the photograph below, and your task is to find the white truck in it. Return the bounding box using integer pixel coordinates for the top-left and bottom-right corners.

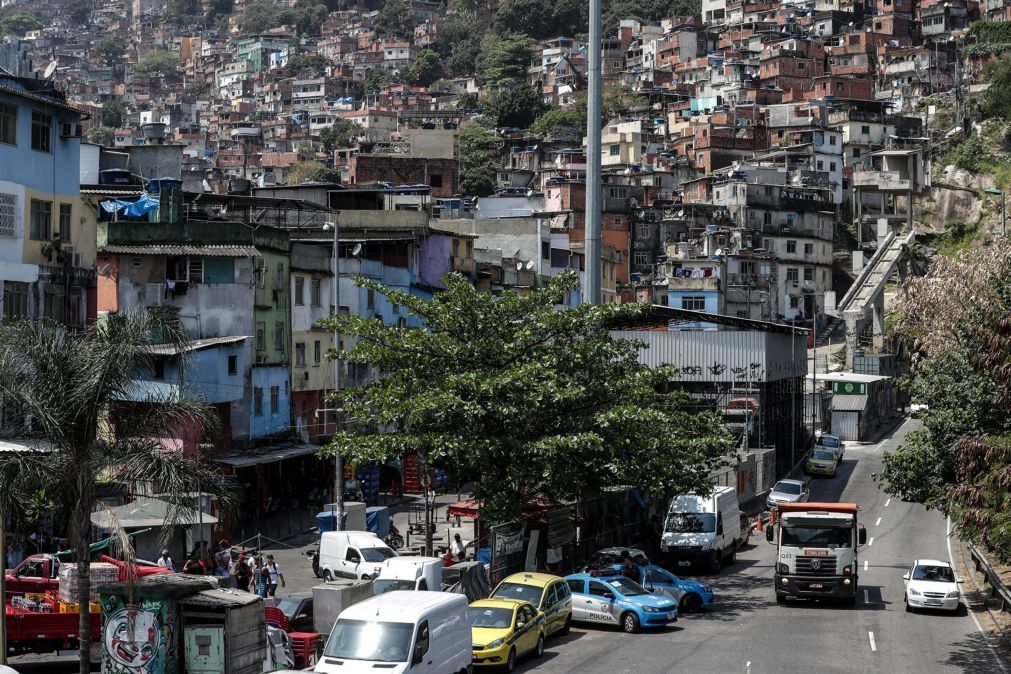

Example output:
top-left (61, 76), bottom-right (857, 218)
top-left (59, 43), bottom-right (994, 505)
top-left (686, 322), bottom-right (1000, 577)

top-left (765, 501), bottom-right (867, 605)
top-left (372, 556), bottom-right (443, 595)
top-left (660, 486), bottom-right (742, 573)
top-left (318, 531), bottom-right (398, 581)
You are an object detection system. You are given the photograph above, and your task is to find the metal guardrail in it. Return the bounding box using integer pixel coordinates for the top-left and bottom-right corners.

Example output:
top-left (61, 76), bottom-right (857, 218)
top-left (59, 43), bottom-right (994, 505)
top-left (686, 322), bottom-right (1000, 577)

top-left (969, 543), bottom-right (1011, 613)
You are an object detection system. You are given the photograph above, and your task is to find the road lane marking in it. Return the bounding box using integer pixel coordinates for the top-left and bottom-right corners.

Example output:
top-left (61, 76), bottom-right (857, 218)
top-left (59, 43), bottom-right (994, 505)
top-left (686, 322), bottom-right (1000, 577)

top-left (868, 537), bottom-right (874, 546)
top-left (864, 560), bottom-right (868, 571)
top-left (875, 517), bottom-right (881, 526)
top-left (863, 589), bottom-right (870, 604)
top-left (946, 517), bottom-right (1008, 674)
top-left (745, 661), bottom-right (751, 673)
top-left (868, 631), bottom-right (877, 652)
top-left (885, 498), bottom-right (891, 507)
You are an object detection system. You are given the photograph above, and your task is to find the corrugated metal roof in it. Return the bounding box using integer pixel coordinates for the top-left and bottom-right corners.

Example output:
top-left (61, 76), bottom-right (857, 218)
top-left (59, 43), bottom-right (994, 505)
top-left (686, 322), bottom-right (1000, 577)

top-left (0, 83), bottom-right (90, 116)
top-left (831, 394), bottom-right (868, 412)
top-left (179, 588), bottom-right (263, 608)
top-left (81, 186), bottom-right (144, 196)
top-left (102, 245), bottom-right (260, 256)
top-left (148, 335), bottom-right (248, 356)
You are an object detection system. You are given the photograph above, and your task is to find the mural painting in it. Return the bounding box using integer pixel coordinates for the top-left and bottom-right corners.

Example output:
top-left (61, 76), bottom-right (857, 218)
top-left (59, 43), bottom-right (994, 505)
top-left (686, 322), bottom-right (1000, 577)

top-left (101, 595), bottom-right (177, 674)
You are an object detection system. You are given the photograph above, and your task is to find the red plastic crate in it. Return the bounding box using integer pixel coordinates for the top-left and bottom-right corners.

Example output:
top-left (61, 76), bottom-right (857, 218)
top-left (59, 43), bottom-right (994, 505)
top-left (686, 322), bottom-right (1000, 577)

top-left (290, 632), bottom-right (321, 668)
top-left (264, 606), bottom-right (290, 631)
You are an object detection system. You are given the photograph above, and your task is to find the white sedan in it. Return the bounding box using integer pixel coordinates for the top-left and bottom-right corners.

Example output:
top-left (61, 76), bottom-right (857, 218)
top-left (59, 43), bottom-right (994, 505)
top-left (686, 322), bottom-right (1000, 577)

top-left (903, 559), bottom-right (962, 612)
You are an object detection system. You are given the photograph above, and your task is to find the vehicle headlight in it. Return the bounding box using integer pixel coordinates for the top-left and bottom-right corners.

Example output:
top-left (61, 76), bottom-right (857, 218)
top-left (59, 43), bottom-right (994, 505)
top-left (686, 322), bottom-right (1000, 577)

top-left (485, 638), bottom-right (505, 649)
top-left (702, 586), bottom-right (713, 593)
top-left (777, 563), bottom-right (789, 574)
top-left (908, 589), bottom-right (920, 596)
top-left (643, 606), bottom-right (663, 612)
top-left (842, 565), bottom-right (852, 575)
top-left (947, 590), bottom-right (960, 599)
top-left (701, 540), bottom-right (712, 551)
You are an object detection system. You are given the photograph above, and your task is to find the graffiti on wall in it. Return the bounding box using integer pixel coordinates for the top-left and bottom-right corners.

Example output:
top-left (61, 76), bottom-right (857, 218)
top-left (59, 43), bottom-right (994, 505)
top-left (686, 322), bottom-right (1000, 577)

top-left (101, 596), bottom-right (177, 674)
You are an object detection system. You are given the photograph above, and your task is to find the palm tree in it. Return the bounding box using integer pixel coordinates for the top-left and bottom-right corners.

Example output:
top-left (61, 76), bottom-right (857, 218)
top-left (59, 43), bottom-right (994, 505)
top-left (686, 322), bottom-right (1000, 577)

top-left (0, 308), bottom-right (230, 674)
top-left (898, 241), bottom-right (931, 285)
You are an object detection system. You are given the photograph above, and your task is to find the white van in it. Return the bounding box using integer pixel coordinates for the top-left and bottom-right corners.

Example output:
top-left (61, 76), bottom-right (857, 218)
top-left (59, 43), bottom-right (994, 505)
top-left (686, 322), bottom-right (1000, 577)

top-left (319, 531), bottom-right (398, 581)
top-left (660, 486), bottom-right (742, 573)
top-left (373, 557), bottom-right (443, 595)
top-left (315, 591), bottom-right (472, 674)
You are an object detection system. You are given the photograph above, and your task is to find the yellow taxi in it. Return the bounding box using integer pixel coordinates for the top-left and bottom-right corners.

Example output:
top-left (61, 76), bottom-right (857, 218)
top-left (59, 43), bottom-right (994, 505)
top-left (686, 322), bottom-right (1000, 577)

top-left (469, 598), bottom-right (545, 671)
top-left (489, 572), bottom-right (573, 637)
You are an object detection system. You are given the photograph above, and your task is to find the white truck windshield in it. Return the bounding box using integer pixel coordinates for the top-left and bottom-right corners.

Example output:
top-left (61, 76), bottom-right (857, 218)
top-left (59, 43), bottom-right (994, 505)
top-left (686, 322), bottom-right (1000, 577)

top-left (665, 512), bottom-right (716, 534)
top-left (324, 619), bottom-right (413, 662)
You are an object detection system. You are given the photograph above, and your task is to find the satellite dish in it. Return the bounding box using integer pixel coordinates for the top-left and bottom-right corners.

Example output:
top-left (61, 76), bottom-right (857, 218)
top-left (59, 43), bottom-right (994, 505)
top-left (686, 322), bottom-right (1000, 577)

top-left (43, 61), bottom-right (57, 79)
top-left (351, 243), bottom-right (363, 257)
top-left (525, 260), bottom-right (535, 270)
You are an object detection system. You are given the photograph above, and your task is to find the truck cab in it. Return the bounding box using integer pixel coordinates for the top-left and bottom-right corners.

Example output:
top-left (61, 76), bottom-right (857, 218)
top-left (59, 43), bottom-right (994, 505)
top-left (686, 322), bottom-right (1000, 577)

top-left (766, 502), bottom-right (867, 605)
top-left (5, 554), bottom-right (60, 595)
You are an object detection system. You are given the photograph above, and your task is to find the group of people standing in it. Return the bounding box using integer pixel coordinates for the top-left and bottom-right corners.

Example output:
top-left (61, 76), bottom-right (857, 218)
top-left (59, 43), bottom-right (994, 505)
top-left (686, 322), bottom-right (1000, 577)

top-left (157, 540), bottom-right (286, 599)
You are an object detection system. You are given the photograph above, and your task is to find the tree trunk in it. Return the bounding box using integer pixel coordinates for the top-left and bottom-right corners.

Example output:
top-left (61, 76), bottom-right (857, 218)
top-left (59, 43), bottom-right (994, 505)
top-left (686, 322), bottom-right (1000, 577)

top-left (76, 484), bottom-right (93, 674)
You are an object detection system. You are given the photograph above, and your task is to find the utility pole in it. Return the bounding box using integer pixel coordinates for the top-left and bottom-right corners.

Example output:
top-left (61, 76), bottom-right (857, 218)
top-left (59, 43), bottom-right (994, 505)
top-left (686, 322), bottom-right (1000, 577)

top-left (325, 219), bottom-right (344, 530)
top-left (583, 0), bottom-right (602, 306)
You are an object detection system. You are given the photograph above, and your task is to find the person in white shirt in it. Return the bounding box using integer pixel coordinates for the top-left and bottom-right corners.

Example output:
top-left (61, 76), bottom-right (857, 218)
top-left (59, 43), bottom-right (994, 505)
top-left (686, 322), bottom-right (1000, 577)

top-left (157, 550), bottom-right (173, 569)
top-left (450, 534), bottom-right (468, 562)
top-left (265, 554), bottom-right (285, 597)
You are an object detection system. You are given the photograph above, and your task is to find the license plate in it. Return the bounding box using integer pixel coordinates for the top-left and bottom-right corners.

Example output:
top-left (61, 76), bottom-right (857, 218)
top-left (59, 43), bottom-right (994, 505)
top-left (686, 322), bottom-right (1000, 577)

top-left (809, 583), bottom-right (823, 589)
top-left (925, 600), bottom-right (942, 605)
top-left (678, 561), bottom-right (691, 567)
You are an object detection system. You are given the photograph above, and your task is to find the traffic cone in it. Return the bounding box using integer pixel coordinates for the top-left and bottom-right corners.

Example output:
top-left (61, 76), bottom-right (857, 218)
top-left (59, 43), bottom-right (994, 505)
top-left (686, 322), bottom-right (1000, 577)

top-left (756, 515), bottom-right (764, 533)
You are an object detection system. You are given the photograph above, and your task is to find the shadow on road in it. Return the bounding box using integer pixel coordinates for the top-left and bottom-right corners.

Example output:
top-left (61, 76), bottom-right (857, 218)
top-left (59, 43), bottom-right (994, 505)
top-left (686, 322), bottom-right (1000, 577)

top-left (941, 631), bottom-right (1010, 672)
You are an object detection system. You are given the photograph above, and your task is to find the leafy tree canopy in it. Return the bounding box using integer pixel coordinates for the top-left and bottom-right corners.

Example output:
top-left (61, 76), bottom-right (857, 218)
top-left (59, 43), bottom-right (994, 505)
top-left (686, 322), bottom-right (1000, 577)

top-left (457, 121), bottom-right (499, 197)
top-left (475, 32), bottom-right (534, 86)
top-left (286, 52), bottom-right (330, 76)
top-left (404, 49), bottom-right (444, 87)
top-left (432, 15), bottom-right (486, 79)
top-left (364, 67), bottom-right (397, 91)
top-left (239, 0), bottom-right (328, 35)
top-left (134, 50), bottom-right (182, 76)
top-left (66, 0), bottom-right (91, 24)
top-left (92, 37), bottom-right (124, 63)
top-left (320, 272), bottom-right (731, 524)
top-left (481, 83), bottom-right (547, 129)
top-left (373, 0), bottom-right (414, 39)
top-left (980, 55), bottom-right (1011, 121)
top-left (319, 119), bottom-right (364, 153)
top-left (530, 106), bottom-right (587, 137)
top-left (101, 101), bottom-right (126, 129)
top-left (602, 0), bottom-right (700, 33)
top-left (0, 10), bottom-right (43, 37)
top-left (85, 125), bottom-right (115, 146)
top-left (284, 160), bottom-right (342, 185)
top-left (493, 0), bottom-right (586, 41)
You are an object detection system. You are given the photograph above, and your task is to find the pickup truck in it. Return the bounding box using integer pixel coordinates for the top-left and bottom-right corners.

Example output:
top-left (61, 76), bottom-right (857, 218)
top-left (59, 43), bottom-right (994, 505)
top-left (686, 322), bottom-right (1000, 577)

top-left (6, 554), bottom-right (170, 596)
top-left (6, 600), bottom-right (102, 658)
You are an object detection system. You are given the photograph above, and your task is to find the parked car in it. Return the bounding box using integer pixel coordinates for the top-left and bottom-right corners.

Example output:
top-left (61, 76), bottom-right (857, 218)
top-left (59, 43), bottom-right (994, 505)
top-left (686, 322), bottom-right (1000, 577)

top-left (766, 479), bottom-right (811, 510)
top-left (816, 433), bottom-right (844, 460)
top-left (317, 531), bottom-right (397, 581)
top-left (489, 572), bottom-right (572, 637)
top-left (805, 449), bottom-right (838, 477)
top-left (584, 548), bottom-right (650, 568)
top-left (265, 593), bottom-right (313, 633)
top-left (469, 598), bottom-right (545, 671)
top-left (564, 573), bottom-right (678, 633)
top-left (605, 563), bottom-right (714, 612)
top-left (903, 560), bottom-right (962, 613)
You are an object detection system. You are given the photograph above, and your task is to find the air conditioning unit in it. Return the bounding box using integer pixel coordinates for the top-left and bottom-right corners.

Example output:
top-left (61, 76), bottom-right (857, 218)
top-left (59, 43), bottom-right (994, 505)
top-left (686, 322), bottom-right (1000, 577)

top-left (60, 123), bottom-right (83, 138)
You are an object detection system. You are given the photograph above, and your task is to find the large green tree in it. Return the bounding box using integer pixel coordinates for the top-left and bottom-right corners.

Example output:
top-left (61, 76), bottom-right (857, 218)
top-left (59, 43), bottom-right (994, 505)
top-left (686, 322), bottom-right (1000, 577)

top-left (405, 49), bottom-right (444, 87)
top-left (373, 0), bottom-right (414, 39)
top-left (319, 119), bottom-right (364, 153)
top-left (475, 32), bottom-right (534, 86)
top-left (481, 83), bottom-right (547, 129)
top-left (433, 15), bottom-right (486, 79)
top-left (102, 101), bottom-right (126, 129)
top-left (457, 121), bottom-right (499, 197)
top-left (284, 160), bottom-right (342, 185)
top-left (92, 37), bottom-right (124, 64)
top-left (493, 0), bottom-right (586, 40)
top-left (320, 272), bottom-right (732, 524)
top-left (134, 50), bottom-right (181, 76)
top-left (0, 310), bottom-right (229, 674)
top-left (66, 0), bottom-right (91, 24)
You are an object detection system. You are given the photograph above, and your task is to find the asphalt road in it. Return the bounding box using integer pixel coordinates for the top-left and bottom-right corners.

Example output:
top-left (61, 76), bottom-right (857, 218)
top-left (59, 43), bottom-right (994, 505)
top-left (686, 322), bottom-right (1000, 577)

top-left (517, 418), bottom-right (1010, 674)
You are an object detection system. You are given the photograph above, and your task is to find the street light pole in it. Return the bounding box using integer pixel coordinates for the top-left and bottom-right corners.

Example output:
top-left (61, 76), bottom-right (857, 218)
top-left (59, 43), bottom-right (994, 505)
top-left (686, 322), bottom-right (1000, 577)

top-left (325, 220), bottom-right (344, 530)
top-left (583, 0), bottom-right (602, 306)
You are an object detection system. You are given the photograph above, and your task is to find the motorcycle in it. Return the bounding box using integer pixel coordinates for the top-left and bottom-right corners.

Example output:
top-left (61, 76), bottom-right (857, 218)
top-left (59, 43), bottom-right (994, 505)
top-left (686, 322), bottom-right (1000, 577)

top-left (384, 523), bottom-right (404, 551)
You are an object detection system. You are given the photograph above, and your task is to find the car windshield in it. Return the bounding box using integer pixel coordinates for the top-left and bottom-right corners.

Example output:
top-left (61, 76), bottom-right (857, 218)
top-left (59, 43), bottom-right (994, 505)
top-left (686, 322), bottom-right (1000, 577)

top-left (273, 598), bottom-right (303, 619)
top-left (605, 577), bottom-right (647, 596)
top-left (812, 450), bottom-right (836, 461)
top-left (665, 512), bottom-right (716, 534)
top-left (468, 607), bottom-right (514, 628)
top-left (819, 436), bottom-right (841, 448)
top-left (780, 525), bottom-right (851, 548)
top-left (360, 546), bottom-right (397, 562)
top-left (774, 482), bottom-right (802, 495)
top-left (912, 565), bottom-right (955, 582)
top-left (372, 579), bottom-right (416, 595)
top-left (492, 582), bottom-right (542, 605)
top-left (323, 619), bottom-right (413, 662)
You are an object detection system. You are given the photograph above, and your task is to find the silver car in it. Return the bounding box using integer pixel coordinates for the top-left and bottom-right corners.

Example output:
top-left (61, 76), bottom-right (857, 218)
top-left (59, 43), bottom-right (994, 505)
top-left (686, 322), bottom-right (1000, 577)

top-left (766, 479), bottom-right (810, 510)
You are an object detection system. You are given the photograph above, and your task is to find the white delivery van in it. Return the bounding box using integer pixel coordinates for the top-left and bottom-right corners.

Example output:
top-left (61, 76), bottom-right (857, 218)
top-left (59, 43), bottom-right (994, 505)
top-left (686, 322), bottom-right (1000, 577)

top-left (319, 531), bottom-right (398, 581)
top-left (660, 486), bottom-right (742, 573)
top-left (373, 557), bottom-right (444, 595)
top-left (315, 591), bottom-right (472, 674)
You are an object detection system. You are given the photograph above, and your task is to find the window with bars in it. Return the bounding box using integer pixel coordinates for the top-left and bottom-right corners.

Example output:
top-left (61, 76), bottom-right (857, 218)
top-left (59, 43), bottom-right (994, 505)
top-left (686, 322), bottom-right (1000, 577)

top-left (0, 103), bottom-right (15, 146)
top-left (29, 199), bottom-right (51, 240)
top-left (311, 278), bottom-right (321, 306)
top-left (681, 295), bottom-right (706, 311)
top-left (3, 281), bottom-right (28, 319)
top-left (270, 386), bottom-right (279, 414)
top-left (188, 256), bottom-right (203, 283)
top-left (295, 342), bottom-right (306, 367)
top-left (274, 321), bottom-right (284, 350)
top-left (0, 193), bottom-right (17, 238)
top-left (314, 340), bottom-right (321, 364)
top-left (31, 111), bottom-right (51, 153)
top-left (59, 204), bottom-right (71, 243)
top-left (256, 322), bottom-right (265, 351)
top-left (295, 276), bottom-right (305, 305)
top-left (254, 387), bottom-right (263, 416)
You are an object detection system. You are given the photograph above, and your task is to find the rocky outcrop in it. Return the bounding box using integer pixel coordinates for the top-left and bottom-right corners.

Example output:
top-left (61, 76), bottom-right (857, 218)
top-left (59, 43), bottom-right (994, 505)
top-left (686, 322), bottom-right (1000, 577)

top-left (917, 165), bottom-right (997, 235)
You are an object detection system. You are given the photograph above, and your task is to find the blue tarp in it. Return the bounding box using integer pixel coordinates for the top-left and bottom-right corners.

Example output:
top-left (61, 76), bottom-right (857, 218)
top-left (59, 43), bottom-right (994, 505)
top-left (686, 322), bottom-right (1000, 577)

top-left (315, 509), bottom-right (347, 534)
top-left (366, 507), bottom-right (390, 538)
top-left (101, 195), bottom-right (160, 217)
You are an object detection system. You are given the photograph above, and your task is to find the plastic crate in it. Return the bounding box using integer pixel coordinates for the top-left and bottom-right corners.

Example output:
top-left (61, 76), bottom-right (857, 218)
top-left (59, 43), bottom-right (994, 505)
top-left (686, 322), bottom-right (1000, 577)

top-left (290, 631), bottom-right (321, 668)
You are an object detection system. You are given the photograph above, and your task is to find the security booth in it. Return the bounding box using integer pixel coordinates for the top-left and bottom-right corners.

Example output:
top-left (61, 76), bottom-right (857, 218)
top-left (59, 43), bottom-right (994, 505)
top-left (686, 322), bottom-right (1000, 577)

top-left (808, 372), bottom-right (895, 441)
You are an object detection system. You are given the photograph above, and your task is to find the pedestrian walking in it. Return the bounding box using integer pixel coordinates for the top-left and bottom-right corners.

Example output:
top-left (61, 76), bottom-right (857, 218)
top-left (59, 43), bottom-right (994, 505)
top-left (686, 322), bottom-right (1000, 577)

top-left (265, 554), bottom-right (285, 597)
top-left (183, 555), bottom-right (205, 575)
top-left (450, 533), bottom-right (467, 562)
top-left (214, 541), bottom-right (233, 585)
top-left (157, 549), bottom-right (173, 570)
top-left (251, 560), bottom-right (270, 598)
